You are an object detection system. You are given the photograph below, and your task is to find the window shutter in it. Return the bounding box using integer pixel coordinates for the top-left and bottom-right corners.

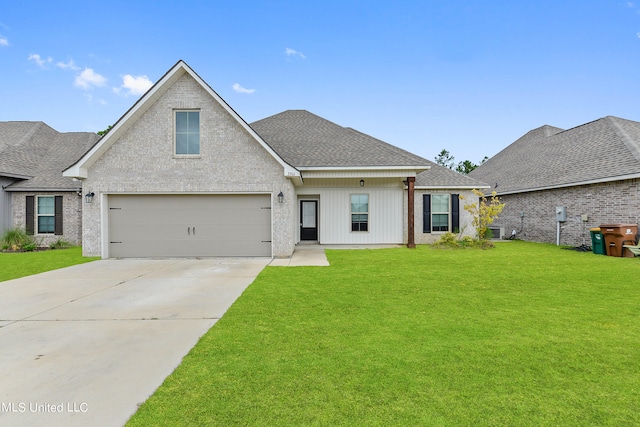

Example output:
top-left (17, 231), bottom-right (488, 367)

top-left (54, 196), bottom-right (63, 235)
top-left (26, 196), bottom-right (34, 235)
top-left (451, 194), bottom-right (460, 232)
top-left (423, 194), bottom-right (431, 233)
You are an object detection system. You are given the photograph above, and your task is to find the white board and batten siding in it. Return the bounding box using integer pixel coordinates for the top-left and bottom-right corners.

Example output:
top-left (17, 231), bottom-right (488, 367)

top-left (298, 186), bottom-right (404, 244)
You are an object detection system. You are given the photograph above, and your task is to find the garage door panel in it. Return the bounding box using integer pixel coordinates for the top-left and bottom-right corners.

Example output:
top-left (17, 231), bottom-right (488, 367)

top-left (108, 195), bottom-right (271, 258)
top-left (194, 222), bottom-right (270, 239)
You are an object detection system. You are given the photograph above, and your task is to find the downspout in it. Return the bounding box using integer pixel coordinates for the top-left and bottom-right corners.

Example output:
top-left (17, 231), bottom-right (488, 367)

top-left (407, 177), bottom-right (416, 248)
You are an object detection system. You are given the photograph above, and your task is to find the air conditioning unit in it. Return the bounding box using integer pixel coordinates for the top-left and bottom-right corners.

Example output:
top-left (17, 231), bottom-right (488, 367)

top-left (487, 227), bottom-right (504, 239)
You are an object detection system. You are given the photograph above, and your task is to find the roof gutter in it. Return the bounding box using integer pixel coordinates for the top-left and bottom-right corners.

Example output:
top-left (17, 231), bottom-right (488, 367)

top-left (414, 185), bottom-right (491, 190)
top-left (0, 172), bottom-right (32, 180)
top-left (296, 165), bottom-right (431, 171)
top-left (495, 172), bottom-right (640, 195)
top-left (4, 187), bottom-right (82, 192)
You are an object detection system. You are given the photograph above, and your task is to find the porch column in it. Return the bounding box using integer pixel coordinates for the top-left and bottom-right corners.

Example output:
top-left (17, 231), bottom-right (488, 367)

top-left (407, 176), bottom-right (416, 248)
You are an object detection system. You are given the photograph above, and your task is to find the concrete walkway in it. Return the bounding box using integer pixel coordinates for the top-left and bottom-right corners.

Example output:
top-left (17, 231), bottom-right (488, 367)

top-left (269, 244), bottom-right (403, 266)
top-left (0, 257), bottom-right (270, 427)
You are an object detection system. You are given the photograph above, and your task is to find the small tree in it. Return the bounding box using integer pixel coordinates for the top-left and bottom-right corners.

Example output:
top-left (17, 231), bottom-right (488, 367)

top-left (97, 125), bottom-right (112, 136)
top-left (434, 149), bottom-right (455, 169)
top-left (461, 189), bottom-right (505, 240)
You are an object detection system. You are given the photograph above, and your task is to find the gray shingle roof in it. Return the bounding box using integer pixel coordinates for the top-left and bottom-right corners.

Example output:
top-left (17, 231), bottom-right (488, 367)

top-left (250, 110), bottom-right (431, 167)
top-left (469, 116), bottom-right (640, 194)
top-left (251, 110), bottom-right (487, 188)
top-left (415, 161), bottom-right (487, 187)
top-left (0, 121), bottom-right (100, 190)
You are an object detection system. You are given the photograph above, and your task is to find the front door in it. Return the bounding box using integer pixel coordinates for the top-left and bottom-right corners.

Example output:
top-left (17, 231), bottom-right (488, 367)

top-left (300, 200), bottom-right (318, 241)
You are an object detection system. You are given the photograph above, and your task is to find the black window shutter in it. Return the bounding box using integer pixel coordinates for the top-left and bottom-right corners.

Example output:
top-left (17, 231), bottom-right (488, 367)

top-left (451, 194), bottom-right (460, 232)
top-left (423, 194), bottom-right (431, 233)
top-left (26, 196), bottom-right (35, 235)
top-left (54, 196), bottom-right (63, 235)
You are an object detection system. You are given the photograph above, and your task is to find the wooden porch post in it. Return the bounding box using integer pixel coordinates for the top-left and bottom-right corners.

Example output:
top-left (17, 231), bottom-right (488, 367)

top-left (407, 176), bottom-right (416, 248)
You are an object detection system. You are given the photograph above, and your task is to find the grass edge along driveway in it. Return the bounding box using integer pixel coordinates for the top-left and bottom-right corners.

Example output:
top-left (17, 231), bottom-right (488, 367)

top-left (128, 242), bottom-right (640, 427)
top-left (0, 247), bottom-right (98, 282)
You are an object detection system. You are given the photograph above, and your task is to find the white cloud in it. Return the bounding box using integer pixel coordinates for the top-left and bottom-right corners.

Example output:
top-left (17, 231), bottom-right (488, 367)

top-left (232, 83), bottom-right (256, 94)
top-left (285, 47), bottom-right (306, 59)
top-left (56, 59), bottom-right (80, 70)
top-left (114, 74), bottom-right (154, 96)
top-left (28, 53), bottom-right (52, 68)
top-left (74, 68), bottom-right (107, 90)
top-left (0, 36), bottom-right (8, 47)
top-left (83, 93), bottom-right (107, 105)
top-left (637, 31), bottom-right (640, 38)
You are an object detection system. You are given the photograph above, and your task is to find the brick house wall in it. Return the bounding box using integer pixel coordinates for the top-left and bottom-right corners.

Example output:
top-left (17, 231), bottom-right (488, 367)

top-left (405, 188), bottom-right (478, 244)
top-left (493, 179), bottom-right (640, 246)
top-left (12, 191), bottom-right (83, 246)
top-left (81, 72), bottom-right (295, 257)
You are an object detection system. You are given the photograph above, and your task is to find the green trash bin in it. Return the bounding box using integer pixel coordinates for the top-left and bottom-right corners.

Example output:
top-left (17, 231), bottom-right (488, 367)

top-left (590, 228), bottom-right (606, 255)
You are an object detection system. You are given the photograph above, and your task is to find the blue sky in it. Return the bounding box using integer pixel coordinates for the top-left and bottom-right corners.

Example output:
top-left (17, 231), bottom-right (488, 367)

top-left (1, 1), bottom-right (639, 164)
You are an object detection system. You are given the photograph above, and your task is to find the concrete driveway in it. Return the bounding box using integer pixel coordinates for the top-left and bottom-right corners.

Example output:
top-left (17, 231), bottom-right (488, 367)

top-left (0, 257), bottom-right (270, 427)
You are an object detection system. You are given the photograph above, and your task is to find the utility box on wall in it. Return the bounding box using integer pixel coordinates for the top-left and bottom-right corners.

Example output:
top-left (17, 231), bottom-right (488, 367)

top-left (555, 206), bottom-right (567, 222)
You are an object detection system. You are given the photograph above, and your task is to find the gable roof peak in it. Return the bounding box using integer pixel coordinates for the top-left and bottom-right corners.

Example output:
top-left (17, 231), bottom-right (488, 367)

top-left (63, 60), bottom-right (299, 180)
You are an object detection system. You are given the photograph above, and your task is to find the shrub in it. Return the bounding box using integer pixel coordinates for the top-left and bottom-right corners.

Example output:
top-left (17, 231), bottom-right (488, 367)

top-left (432, 232), bottom-right (460, 248)
top-left (50, 239), bottom-right (74, 250)
top-left (460, 189), bottom-right (505, 240)
top-left (22, 243), bottom-right (37, 252)
top-left (1, 228), bottom-right (36, 251)
top-left (432, 232), bottom-right (495, 249)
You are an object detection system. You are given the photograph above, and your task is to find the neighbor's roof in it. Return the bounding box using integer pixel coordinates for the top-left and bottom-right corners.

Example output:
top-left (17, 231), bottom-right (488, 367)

top-left (250, 110), bottom-right (431, 168)
top-left (0, 121), bottom-right (99, 190)
top-left (469, 116), bottom-right (640, 194)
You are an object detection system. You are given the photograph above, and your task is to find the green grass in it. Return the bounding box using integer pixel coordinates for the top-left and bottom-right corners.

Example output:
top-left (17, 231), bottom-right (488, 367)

top-left (127, 241), bottom-right (640, 426)
top-left (0, 247), bottom-right (98, 282)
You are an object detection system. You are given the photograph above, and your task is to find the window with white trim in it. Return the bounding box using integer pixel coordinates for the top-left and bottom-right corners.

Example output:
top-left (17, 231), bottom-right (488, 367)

top-left (175, 110), bottom-right (200, 155)
top-left (37, 196), bottom-right (55, 234)
top-left (431, 195), bottom-right (449, 232)
top-left (423, 194), bottom-right (460, 233)
top-left (351, 194), bottom-right (369, 232)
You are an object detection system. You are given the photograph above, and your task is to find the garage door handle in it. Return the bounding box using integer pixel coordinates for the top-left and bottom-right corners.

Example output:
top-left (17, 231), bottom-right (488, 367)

top-left (188, 227), bottom-right (191, 235)
top-left (193, 227), bottom-right (196, 235)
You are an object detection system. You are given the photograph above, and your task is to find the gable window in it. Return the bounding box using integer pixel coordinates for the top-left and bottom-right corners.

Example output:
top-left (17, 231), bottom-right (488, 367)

top-left (351, 194), bottom-right (369, 232)
top-left (26, 195), bottom-right (63, 235)
top-left (423, 194), bottom-right (459, 233)
top-left (175, 110), bottom-right (200, 155)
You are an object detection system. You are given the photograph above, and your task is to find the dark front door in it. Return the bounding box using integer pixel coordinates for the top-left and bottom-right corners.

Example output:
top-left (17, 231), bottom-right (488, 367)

top-left (300, 200), bottom-right (318, 241)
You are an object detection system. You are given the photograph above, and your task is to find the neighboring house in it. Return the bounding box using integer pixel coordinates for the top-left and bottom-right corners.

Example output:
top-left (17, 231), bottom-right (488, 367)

top-left (63, 60), bottom-right (487, 258)
top-left (0, 122), bottom-right (99, 246)
top-left (469, 116), bottom-right (640, 245)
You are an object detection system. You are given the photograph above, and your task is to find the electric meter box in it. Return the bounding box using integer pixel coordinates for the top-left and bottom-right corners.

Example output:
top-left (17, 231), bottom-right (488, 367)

top-left (555, 206), bottom-right (567, 222)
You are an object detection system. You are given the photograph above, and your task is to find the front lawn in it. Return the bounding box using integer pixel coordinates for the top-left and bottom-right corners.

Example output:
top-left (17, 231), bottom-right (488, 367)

top-left (0, 247), bottom-right (98, 282)
top-left (128, 241), bottom-right (640, 426)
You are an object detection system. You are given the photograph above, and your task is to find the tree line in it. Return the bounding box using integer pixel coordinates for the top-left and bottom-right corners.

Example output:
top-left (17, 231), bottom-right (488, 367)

top-left (434, 149), bottom-right (488, 174)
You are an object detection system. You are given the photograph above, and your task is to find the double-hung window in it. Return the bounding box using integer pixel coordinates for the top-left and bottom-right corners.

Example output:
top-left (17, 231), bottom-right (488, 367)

top-left (431, 195), bottom-right (449, 232)
top-left (351, 194), bottom-right (369, 232)
top-left (175, 110), bottom-right (200, 156)
top-left (423, 194), bottom-right (460, 233)
top-left (37, 196), bottom-right (55, 234)
top-left (26, 195), bottom-right (63, 236)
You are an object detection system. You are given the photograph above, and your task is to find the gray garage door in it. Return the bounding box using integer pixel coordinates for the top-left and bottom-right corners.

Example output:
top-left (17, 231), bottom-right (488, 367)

top-left (108, 194), bottom-right (271, 258)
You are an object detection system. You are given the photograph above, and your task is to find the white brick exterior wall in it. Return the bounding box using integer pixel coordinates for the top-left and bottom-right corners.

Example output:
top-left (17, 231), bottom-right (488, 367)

top-left (406, 189), bottom-right (478, 244)
top-left (494, 179), bottom-right (640, 246)
top-left (12, 191), bottom-right (83, 246)
top-left (81, 73), bottom-right (295, 257)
